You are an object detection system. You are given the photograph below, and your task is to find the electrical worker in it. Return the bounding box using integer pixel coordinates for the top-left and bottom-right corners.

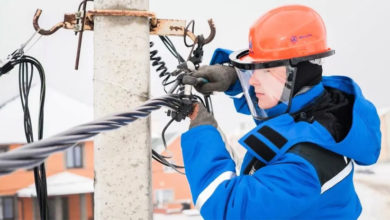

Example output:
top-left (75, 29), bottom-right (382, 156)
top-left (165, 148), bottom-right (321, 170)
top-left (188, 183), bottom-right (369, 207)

top-left (181, 5), bottom-right (381, 219)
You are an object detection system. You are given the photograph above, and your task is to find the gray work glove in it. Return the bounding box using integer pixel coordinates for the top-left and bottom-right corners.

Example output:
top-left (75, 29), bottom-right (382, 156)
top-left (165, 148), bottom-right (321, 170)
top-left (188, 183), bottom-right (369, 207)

top-left (189, 103), bottom-right (218, 129)
top-left (192, 64), bottom-right (237, 94)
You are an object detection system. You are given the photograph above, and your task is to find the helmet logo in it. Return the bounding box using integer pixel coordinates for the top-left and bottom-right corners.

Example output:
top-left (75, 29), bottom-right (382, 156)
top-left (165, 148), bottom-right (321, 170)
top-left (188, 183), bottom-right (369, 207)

top-left (249, 38), bottom-right (254, 54)
top-left (290, 34), bottom-right (312, 44)
top-left (290, 36), bottom-right (298, 44)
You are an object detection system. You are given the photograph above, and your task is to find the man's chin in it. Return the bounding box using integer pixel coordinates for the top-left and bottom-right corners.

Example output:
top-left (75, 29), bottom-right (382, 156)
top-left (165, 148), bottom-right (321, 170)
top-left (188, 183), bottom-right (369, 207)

top-left (258, 101), bottom-right (278, 110)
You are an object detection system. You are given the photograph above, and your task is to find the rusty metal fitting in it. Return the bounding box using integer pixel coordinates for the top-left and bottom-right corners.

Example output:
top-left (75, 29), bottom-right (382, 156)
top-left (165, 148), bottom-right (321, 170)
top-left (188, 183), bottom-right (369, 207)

top-left (33, 9), bottom-right (65, 35)
top-left (32, 8), bottom-right (214, 46)
top-left (33, 9), bottom-right (156, 36)
top-left (88, 9), bottom-right (156, 19)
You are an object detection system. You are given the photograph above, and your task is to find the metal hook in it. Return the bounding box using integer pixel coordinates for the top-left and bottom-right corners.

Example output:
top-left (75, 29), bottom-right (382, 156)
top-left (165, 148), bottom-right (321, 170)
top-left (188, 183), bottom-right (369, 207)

top-left (33, 9), bottom-right (65, 35)
top-left (204, 19), bottom-right (216, 44)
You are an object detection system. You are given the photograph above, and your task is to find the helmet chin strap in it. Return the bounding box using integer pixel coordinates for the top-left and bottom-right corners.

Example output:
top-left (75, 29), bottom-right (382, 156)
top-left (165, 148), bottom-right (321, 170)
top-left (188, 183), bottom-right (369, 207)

top-left (285, 60), bottom-right (323, 113)
top-left (292, 61), bottom-right (323, 94)
top-left (285, 65), bottom-right (297, 114)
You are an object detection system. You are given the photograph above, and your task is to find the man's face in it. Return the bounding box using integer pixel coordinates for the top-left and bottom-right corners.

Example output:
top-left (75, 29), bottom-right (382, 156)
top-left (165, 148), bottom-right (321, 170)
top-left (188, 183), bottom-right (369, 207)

top-left (249, 66), bottom-right (287, 109)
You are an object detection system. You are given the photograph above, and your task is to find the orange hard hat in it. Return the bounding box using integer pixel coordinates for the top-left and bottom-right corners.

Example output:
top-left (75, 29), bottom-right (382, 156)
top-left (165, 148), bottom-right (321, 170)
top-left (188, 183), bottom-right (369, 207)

top-left (230, 5), bottom-right (334, 69)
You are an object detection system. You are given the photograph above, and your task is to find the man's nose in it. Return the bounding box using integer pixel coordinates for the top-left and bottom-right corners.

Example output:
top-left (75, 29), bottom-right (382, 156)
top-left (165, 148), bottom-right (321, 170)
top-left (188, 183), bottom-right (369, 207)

top-left (249, 75), bottom-right (260, 86)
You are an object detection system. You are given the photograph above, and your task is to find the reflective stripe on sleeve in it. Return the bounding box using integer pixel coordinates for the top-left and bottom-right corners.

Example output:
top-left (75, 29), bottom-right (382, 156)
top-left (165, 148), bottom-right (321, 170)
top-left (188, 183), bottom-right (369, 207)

top-left (195, 171), bottom-right (236, 210)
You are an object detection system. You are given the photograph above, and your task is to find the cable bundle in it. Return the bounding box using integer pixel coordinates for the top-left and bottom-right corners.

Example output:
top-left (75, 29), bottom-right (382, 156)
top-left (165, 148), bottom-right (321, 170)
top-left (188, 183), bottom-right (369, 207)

top-left (1, 54), bottom-right (48, 219)
top-left (18, 56), bottom-right (48, 220)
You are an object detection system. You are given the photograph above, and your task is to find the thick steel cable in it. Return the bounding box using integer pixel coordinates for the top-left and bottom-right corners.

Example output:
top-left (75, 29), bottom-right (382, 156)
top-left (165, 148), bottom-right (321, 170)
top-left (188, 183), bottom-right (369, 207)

top-left (0, 95), bottom-right (183, 176)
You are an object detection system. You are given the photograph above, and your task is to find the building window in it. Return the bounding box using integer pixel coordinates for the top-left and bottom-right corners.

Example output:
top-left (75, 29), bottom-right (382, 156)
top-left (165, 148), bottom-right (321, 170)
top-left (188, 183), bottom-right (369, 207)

top-left (62, 197), bottom-right (69, 220)
top-left (0, 145), bottom-right (8, 154)
top-left (48, 197), bottom-right (56, 220)
top-left (66, 143), bottom-right (84, 168)
top-left (155, 189), bottom-right (174, 207)
top-left (35, 196), bottom-right (68, 220)
top-left (0, 197), bottom-right (15, 220)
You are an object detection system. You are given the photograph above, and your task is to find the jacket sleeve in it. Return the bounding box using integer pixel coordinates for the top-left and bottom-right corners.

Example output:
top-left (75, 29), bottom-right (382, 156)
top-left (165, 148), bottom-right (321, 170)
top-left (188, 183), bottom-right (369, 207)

top-left (181, 125), bottom-right (322, 219)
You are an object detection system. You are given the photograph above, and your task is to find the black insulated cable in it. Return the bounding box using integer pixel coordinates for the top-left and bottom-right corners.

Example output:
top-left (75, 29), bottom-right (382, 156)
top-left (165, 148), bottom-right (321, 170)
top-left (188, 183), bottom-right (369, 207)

top-left (14, 55), bottom-right (48, 220)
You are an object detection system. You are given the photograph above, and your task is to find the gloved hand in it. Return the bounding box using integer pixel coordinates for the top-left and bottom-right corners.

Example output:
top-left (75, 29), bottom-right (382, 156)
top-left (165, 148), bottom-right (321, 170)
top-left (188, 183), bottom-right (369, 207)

top-left (192, 64), bottom-right (237, 94)
top-left (189, 103), bottom-right (218, 129)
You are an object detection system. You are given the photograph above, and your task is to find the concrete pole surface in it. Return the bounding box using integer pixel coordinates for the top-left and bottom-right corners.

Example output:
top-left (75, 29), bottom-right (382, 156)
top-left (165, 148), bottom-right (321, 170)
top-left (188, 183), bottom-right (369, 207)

top-left (93, 0), bottom-right (151, 219)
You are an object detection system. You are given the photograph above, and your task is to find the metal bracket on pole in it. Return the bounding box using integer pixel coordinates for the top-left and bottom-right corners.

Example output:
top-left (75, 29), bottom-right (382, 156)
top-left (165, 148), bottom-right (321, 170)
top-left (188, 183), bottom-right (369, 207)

top-left (33, 9), bottom-right (211, 42)
top-left (33, 9), bottom-right (216, 70)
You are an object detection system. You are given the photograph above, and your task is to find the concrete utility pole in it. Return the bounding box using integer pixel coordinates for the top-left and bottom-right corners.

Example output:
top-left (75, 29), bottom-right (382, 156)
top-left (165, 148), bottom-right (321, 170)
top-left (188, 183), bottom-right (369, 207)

top-left (93, 0), bottom-right (151, 219)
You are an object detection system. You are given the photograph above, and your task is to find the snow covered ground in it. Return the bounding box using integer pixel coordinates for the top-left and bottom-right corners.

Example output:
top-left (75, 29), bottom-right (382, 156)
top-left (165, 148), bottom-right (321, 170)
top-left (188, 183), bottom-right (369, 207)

top-left (355, 162), bottom-right (390, 219)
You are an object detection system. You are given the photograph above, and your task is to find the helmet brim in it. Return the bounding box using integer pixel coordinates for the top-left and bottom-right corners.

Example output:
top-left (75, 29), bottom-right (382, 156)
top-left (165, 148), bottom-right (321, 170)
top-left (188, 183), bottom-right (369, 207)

top-left (229, 49), bottom-right (335, 70)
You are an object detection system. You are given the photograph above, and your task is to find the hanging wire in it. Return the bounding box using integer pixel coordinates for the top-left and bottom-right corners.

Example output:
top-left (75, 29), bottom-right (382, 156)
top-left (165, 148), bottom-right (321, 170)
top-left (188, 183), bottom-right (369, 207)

top-left (148, 22), bottom-right (211, 173)
top-left (161, 118), bottom-right (175, 150)
top-left (183, 20), bottom-right (195, 47)
top-left (75, 0), bottom-right (94, 36)
top-left (24, 35), bottom-right (43, 57)
top-left (0, 28), bottom-right (48, 220)
top-left (15, 56), bottom-right (47, 220)
top-left (150, 41), bottom-right (171, 93)
top-left (149, 36), bottom-right (190, 172)
top-left (0, 29), bottom-right (49, 220)
top-left (150, 36), bottom-right (185, 93)
top-left (158, 36), bottom-right (185, 63)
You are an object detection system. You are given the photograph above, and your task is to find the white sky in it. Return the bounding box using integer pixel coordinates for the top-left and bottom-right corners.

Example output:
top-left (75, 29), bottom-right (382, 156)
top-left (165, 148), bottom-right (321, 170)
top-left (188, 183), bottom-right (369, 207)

top-left (1, 0), bottom-right (390, 134)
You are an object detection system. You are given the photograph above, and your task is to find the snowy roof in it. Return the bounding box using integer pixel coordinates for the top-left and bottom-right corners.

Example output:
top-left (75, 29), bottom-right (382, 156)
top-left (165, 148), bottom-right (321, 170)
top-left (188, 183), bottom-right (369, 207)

top-left (151, 132), bottom-right (177, 154)
top-left (17, 171), bottom-right (93, 197)
top-left (0, 86), bottom-right (93, 144)
top-left (378, 107), bottom-right (390, 116)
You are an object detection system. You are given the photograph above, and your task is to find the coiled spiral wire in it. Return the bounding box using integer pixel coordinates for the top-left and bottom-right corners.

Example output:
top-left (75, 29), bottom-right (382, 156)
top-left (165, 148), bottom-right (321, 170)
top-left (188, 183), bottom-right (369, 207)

top-left (150, 36), bottom-right (185, 92)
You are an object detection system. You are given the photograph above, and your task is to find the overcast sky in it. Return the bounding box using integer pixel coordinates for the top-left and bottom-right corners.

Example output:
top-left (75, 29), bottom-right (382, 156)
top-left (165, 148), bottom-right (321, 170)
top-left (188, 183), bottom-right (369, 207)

top-left (1, 0), bottom-right (390, 135)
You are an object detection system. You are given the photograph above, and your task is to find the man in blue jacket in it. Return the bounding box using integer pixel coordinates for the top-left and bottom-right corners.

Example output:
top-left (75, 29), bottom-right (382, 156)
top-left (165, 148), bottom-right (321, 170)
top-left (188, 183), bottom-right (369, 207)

top-left (181, 5), bottom-right (381, 219)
